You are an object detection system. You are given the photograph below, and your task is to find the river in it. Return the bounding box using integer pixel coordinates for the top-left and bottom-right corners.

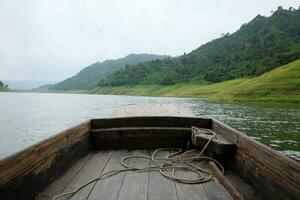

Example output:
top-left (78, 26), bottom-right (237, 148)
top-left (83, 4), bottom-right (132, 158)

top-left (0, 92), bottom-right (299, 161)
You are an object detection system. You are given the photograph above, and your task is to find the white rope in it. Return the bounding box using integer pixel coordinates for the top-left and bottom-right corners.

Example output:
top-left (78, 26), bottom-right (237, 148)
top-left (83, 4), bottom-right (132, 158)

top-left (53, 129), bottom-right (223, 200)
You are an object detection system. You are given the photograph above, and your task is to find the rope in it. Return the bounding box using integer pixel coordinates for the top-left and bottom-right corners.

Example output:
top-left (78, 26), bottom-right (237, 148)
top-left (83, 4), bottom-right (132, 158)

top-left (53, 128), bottom-right (223, 200)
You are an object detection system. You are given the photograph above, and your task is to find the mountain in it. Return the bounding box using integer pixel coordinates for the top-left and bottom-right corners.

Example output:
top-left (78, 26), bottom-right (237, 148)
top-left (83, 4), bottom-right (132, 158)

top-left (99, 7), bottom-right (300, 87)
top-left (50, 54), bottom-right (169, 90)
top-left (29, 84), bottom-right (53, 92)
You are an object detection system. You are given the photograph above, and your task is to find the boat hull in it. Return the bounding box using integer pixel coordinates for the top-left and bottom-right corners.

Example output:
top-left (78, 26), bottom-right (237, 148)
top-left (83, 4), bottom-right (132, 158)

top-left (0, 116), bottom-right (299, 200)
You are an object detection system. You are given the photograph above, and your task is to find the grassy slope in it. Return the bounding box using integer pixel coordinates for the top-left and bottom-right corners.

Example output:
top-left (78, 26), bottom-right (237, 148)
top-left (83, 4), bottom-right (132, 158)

top-left (89, 79), bottom-right (249, 98)
top-left (215, 59), bottom-right (300, 103)
top-left (89, 60), bottom-right (300, 103)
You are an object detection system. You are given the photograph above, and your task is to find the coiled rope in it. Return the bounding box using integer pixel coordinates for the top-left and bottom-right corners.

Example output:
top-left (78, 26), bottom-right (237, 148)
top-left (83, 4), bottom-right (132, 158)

top-left (53, 128), bottom-right (223, 200)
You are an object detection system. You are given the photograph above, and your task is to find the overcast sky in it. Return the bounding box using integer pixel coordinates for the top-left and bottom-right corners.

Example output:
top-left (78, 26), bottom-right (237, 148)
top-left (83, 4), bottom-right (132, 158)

top-left (0, 0), bottom-right (299, 81)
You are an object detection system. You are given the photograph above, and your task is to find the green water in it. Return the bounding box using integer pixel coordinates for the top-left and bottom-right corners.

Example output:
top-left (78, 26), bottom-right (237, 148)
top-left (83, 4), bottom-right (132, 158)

top-left (0, 92), bottom-right (299, 161)
top-left (192, 100), bottom-right (300, 161)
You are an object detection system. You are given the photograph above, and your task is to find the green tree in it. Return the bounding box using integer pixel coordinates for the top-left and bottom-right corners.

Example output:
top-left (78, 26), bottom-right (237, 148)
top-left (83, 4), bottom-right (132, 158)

top-left (99, 7), bottom-right (300, 86)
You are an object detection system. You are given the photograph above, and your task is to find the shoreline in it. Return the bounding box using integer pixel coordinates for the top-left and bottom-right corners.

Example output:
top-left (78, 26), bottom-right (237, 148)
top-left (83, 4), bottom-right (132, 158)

top-left (4, 89), bottom-right (300, 109)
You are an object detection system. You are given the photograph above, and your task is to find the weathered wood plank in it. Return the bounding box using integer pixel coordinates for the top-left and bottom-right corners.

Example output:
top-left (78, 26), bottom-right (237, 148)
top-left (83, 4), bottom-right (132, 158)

top-left (176, 181), bottom-right (207, 200)
top-left (58, 150), bottom-right (112, 200)
top-left (87, 150), bottom-right (130, 200)
top-left (0, 131), bottom-right (91, 200)
top-left (148, 150), bottom-right (178, 200)
top-left (90, 127), bottom-right (191, 149)
top-left (90, 127), bottom-right (191, 137)
top-left (91, 117), bottom-right (212, 129)
top-left (212, 119), bottom-right (300, 182)
top-left (212, 119), bottom-right (300, 200)
top-left (117, 150), bottom-right (150, 200)
top-left (203, 177), bottom-right (234, 200)
top-left (0, 120), bottom-right (91, 187)
top-left (35, 153), bottom-right (92, 200)
top-left (225, 171), bottom-right (261, 200)
top-left (191, 127), bottom-right (236, 155)
top-left (232, 150), bottom-right (300, 200)
top-left (209, 161), bottom-right (244, 200)
top-left (211, 120), bottom-right (239, 144)
top-left (174, 158), bottom-right (232, 200)
top-left (180, 158), bottom-right (233, 200)
top-left (174, 160), bottom-right (208, 200)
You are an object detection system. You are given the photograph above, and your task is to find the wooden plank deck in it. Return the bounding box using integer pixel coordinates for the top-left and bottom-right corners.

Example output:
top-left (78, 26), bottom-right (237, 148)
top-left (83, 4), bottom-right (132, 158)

top-left (36, 149), bottom-right (258, 200)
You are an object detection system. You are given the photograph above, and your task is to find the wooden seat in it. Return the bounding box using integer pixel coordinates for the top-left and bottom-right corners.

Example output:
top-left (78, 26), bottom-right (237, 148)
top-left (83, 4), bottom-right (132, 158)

top-left (191, 127), bottom-right (236, 155)
top-left (90, 127), bottom-right (191, 149)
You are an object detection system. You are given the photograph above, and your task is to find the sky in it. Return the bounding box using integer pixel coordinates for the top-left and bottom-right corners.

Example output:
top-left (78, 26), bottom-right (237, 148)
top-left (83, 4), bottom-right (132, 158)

top-left (0, 0), bottom-right (299, 82)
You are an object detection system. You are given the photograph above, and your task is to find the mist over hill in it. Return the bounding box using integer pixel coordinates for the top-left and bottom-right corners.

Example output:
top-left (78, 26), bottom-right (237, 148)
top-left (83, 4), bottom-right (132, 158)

top-left (2, 80), bottom-right (56, 90)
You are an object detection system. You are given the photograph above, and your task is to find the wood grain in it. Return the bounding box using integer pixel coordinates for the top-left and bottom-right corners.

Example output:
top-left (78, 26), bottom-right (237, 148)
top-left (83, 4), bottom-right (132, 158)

top-left (0, 121), bottom-right (91, 200)
top-left (91, 127), bottom-right (191, 149)
top-left (148, 150), bottom-right (178, 200)
top-left (35, 153), bottom-right (92, 200)
top-left (91, 117), bottom-right (212, 129)
top-left (0, 120), bottom-right (91, 187)
top-left (209, 161), bottom-right (244, 200)
top-left (117, 150), bottom-right (150, 200)
top-left (212, 119), bottom-right (300, 200)
top-left (59, 150), bottom-right (112, 200)
top-left (87, 150), bottom-right (130, 200)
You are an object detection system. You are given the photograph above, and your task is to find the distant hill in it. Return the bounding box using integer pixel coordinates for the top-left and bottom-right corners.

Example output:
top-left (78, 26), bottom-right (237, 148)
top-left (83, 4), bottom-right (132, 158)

top-left (3, 80), bottom-right (56, 90)
top-left (29, 84), bottom-right (53, 92)
top-left (99, 7), bottom-right (300, 86)
top-left (50, 54), bottom-right (169, 90)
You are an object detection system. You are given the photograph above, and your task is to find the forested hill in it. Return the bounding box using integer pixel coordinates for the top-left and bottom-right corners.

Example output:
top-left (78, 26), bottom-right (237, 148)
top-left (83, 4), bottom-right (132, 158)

top-left (99, 7), bottom-right (300, 86)
top-left (50, 54), bottom-right (168, 90)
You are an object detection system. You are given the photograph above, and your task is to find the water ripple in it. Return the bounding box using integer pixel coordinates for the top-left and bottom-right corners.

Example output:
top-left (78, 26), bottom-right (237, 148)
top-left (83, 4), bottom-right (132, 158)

top-left (0, 92), bottom-right (299, 162)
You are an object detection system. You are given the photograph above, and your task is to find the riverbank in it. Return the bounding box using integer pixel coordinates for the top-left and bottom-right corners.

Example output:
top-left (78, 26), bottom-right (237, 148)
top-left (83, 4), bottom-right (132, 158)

top-left (88, 83), bottom-right (300, 105)
top-left (0, 87), bottom-right (12, 92)
top-left (88, 60), bottom-right (300, 105)
top-left (30, 60), bottom-right (299, 106)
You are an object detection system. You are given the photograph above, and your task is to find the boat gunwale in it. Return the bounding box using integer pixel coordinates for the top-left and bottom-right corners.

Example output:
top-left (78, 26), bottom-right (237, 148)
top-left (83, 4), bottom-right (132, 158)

top-left (212, 119), bottom-right (300, 200)
top-left (0, 116), bottom-right (299, 200)
top-left (1, 116), bottom-right (299, 184)
top-left (212, 119), bottom-right (300, 169)
top-left (0, 120), bottom-right (91, 187)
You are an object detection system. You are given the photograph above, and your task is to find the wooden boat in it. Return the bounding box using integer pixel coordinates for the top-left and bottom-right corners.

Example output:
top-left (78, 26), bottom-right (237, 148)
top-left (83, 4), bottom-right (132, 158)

top-left (0, 116), bottom-right (299, 200)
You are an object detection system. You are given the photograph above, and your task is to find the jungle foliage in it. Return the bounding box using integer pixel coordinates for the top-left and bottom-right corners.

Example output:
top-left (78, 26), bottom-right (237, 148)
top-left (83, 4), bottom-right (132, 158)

top-left (99, 7), bottom-right (300, 86)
